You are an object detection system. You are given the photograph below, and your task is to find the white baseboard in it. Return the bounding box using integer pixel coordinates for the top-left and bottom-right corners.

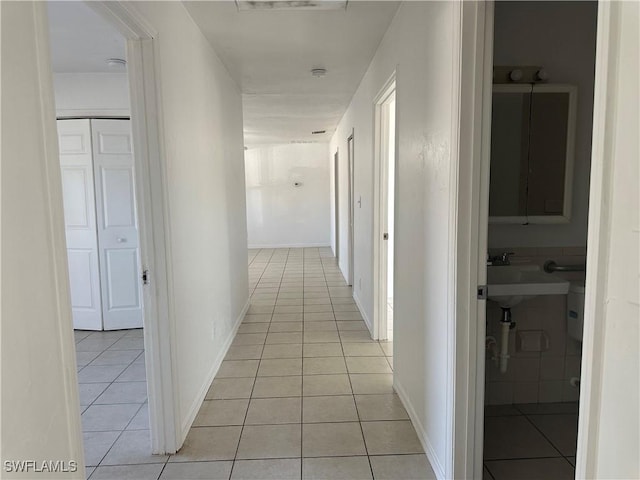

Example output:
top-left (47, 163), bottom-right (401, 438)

top-left (180, 298), bottom-right (250, 440)
top-left (394, 379), bottom-right (447, 480)
top-left (248, 243), bottom-right (330, 249)
top-left (352, 292), bottom-right (373, 335)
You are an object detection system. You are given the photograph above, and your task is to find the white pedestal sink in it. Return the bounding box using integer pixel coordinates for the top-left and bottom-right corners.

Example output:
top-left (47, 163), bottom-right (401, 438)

top-left (487, 265), bottom-right (570, 308)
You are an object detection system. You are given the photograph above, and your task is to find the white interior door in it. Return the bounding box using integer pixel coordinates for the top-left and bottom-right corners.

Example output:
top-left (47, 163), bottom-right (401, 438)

top-left (374, 84), bottom-right (396, 342)
top-left (347, 134), bottom-right (355, 286)
top-left (58, 119), bottom-right (103, 330)
top-left (92, 119), bottom-right (143, 330)
top-left (385, 93), bottom-right (396, 341)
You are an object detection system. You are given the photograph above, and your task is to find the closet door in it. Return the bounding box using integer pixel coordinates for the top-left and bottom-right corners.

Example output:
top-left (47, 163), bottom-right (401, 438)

top-left (92, 119), bottom-right (143, 330)
top-left (58, 119), bottom-right (103, 330)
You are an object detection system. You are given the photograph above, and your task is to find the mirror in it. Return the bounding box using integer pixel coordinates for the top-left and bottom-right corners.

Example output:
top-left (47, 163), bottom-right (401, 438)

top-left (489, 84), bottom-right (577, 224)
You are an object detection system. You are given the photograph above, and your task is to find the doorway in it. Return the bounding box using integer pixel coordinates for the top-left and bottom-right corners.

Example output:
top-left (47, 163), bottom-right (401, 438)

top-left (49, 5), bottom-right (152, 472)
top-left (476, 2), bottom-right (597, 479)
top-left (374, 77), bottom-right (396, 341)
top-left (46, 0), bottom-right (177, 470)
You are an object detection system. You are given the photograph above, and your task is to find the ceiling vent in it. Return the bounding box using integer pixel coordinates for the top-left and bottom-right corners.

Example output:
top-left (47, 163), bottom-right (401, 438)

top-left (106, 58), bottom-right (126, 68)
top-left (236, 1), bottom-right (347, 11)
top-left (311, 68), bottom-right (327, 78)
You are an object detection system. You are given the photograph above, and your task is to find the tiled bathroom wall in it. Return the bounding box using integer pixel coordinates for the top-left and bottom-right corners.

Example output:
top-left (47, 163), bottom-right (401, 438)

top-left (485, 246), bottom-right (586, 405)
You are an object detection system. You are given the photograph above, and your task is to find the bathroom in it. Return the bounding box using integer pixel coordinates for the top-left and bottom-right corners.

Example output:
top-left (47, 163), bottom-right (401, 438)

top-left (482, 1), bottom-right (598, 479)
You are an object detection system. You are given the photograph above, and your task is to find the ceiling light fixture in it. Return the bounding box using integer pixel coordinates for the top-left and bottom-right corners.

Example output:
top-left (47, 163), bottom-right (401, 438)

top-left (106, 58), bottom-right (127, 68)
top-left (311, 68), bottom-right (327, 78)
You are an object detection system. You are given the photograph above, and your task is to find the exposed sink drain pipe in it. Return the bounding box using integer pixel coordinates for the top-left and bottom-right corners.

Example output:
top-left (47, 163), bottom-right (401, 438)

top-left (499, 308), bottom-right (515, 373)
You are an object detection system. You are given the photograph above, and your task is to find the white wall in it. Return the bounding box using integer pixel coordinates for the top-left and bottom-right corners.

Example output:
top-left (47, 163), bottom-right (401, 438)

top-left (489, 1), bottom-right (598, 248)
top-left (245, 143), bottom-right (331, 248)
top-left (53, 73), bottom-right (130, 117)
top-left (130, 2), bottom-right (249, 443)
top-left (1, 2), bottom-right (85, 476)
top-left (330, 3), bottom-right (458, 477)
top-left (580, 2), bottom-right (639, 478)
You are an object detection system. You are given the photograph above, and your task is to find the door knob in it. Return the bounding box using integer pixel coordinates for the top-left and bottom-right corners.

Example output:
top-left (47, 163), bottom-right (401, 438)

top-left (116, 237), bottom-right (127, 243)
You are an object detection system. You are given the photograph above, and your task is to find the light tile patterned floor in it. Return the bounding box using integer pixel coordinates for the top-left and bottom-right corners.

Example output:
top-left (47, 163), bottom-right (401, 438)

top-left (83, 247), bottom-right (436, 479)
top-left (74, 328), bottom-right (148, 479)
top-left (78, 247), bottom-right (578, 479)
top-left (483, 403), bottom-right (578, 479)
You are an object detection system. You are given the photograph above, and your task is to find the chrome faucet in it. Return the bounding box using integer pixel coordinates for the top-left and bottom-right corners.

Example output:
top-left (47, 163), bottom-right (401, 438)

top-left (487, 252), bottom-right (515, 266)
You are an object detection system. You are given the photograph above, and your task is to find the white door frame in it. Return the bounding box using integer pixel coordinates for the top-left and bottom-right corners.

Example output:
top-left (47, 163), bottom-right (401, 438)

top-left (372, 74), bottom-right (396, 341)
top-left (334, 149), bottom-right (340, 261)
top-left (448, 2), bottom-right (493, 477)
top-left (575, 2), bottom-right (627, 476)
top-left (454, 1), bottom-right (619, 478)
top-left (347, 132), bottom-right (355, 286)
top-left (86, 1), bottom-right (179, 454)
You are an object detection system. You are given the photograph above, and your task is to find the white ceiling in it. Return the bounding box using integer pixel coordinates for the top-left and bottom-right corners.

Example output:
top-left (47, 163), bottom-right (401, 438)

top-left (46, 1), bottom-right (399, 145)
top-left (183, 1), bottom-right (400, 145)
top-left (47, 2), bottom-right (126, 74)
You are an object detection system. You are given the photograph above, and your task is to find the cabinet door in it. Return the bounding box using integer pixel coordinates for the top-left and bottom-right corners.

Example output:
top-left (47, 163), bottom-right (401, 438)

top-left (527, 90), bottom-right (572, 216)
top-left (92, 119), bottom-right (143, 330)
top-left (58, 119), bottom-right (103, 330)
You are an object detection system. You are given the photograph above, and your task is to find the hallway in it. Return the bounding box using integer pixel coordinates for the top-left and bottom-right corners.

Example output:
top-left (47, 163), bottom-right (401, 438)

top-left (89, 247), bottom-right (435, 479)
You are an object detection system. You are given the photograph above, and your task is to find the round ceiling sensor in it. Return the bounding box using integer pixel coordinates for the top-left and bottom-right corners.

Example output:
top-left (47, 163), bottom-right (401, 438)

top-left (311, 68), bottom-right (327, 78)
top-left (106, 58), bottom-right (127, 68)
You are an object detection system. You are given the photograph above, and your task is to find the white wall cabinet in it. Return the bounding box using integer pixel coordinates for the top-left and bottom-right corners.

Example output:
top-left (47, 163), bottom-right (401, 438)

top-left (58, 119), bottom-right (143, 330)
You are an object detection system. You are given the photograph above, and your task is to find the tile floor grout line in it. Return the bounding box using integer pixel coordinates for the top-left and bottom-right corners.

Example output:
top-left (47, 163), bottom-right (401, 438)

top-left (229, 247), bottom-right (281, 476)
top-left (521, 411), bottom-right (571, 459)
top-left (251, 247), bottom-right (277, 318)
top-left (320, 253), bottom-right (377, 478)
top-left (522, 409), bottom-right (579, 468)
top-left (484, 454), bottom-right (575, 462)
top-left (301, 247), bottom-right (306, 465)
top-left (152, 248), bottom-right (429, 480)
top-left (89, 450), bottom-right (427, 468)
top-left (341, 316), bottom-right (376, 478)
top-left (249, 248), bottom-right (273, 299)
top-left (77, 331), bottom-right (149, 475)
top-left (483, 460), bottom-right (497, 480)
top-left (103, 416), bottom-right (421, 432)
top-left (92, 400), bottom-right (153, 470)
top-left (81, 350), bottom-right (146, 410)
top-left (155, 460), bottom-right (169, 480)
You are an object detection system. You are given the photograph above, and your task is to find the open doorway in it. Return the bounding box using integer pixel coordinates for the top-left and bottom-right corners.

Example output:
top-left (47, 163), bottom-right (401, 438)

top-left (479, 2), bottom-right (597, 479)
top-left (374, 76), bottom-right (396, 342)
top-left (47, 1), bottom-right (175, 475)
top-left (48, 4), bottom-right (150, 474)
